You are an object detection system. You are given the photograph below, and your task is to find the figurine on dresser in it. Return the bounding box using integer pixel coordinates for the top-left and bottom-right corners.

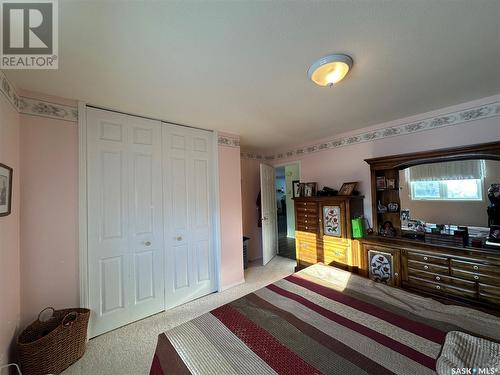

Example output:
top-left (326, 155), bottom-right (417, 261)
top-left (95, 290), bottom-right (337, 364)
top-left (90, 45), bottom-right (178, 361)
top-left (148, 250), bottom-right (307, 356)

top-left (487, 183), bottom-right (500, 226)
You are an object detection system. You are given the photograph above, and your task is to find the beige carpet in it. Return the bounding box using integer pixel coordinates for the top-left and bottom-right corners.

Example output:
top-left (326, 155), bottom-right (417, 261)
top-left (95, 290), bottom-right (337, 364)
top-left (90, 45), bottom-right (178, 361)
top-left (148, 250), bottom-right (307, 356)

top-left (62, 256), bottom-right (295, 375)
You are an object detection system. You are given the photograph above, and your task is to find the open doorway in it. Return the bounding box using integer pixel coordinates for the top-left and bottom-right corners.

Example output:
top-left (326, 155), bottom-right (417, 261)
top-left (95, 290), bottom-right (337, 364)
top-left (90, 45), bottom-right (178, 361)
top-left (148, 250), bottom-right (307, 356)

top-left (275, 162), bottom-right (300, 259)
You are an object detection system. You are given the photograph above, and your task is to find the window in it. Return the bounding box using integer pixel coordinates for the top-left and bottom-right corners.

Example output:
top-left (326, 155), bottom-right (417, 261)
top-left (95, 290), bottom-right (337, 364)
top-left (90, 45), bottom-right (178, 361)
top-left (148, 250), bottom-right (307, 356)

top-left (410, 179), bottom-right (483, 201)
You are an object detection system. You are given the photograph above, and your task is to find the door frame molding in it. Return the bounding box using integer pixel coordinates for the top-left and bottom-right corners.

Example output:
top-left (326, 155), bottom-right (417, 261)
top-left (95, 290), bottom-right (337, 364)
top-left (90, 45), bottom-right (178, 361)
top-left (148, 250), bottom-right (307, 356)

top-left (78, 103), bottom-right (222, 309)
top-left (78, 101), bottom-right (89, 308)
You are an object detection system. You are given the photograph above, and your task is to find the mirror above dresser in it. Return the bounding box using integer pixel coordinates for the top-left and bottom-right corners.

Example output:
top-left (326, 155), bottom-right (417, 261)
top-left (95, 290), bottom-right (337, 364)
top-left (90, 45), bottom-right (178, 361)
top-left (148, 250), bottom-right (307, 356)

top-left (360, 141), bottom-right (500, 312)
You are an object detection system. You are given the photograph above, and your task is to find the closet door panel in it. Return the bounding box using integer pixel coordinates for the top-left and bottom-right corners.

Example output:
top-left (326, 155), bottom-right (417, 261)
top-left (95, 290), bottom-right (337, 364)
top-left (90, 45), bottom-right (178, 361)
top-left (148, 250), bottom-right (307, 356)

top-left (163, 123), bottom-right (216, 309)
top-left (87, 108), bottom-right (164, 337)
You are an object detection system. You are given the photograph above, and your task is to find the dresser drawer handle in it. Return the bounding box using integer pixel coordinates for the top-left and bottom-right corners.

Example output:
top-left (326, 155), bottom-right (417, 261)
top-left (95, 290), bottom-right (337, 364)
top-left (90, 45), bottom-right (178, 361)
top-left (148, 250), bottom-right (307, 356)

top-left (305, 220), bottom-right (308, 223)
top-left (305, 214), bottom-right (308, 218)
top-left (435, 276), bottom-right (441, 281)
top-left (423, 256), bottom-right (428, 261)
top-left (424, 265), bottom-right (429, 270)
top-left (305, 226), bottom-right (308, 230)
top-left (303, 203), bottom-right (307, 206)
top-left (473, 265), bottom-right (479, 270)
top-left (435, 285), bottom-right (441, 290)
top-left (474, 275), bottom-right (479, 280)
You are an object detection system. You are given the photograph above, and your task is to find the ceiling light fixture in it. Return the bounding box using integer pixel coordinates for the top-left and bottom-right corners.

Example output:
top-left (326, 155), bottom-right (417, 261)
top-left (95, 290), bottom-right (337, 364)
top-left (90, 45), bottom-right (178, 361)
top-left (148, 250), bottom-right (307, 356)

top-left (307, 54), bottom-right (353, 87)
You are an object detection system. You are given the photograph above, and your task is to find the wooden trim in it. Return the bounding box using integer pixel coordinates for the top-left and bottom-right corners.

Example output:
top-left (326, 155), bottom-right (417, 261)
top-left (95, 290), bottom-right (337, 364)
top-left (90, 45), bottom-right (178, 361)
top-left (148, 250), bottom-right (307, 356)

top-left (365, 140), bottom-right (500, 170)
top-left (78, 101), bottom-right (89, 309)
top-left (212, 130), bottom-right (224, 292)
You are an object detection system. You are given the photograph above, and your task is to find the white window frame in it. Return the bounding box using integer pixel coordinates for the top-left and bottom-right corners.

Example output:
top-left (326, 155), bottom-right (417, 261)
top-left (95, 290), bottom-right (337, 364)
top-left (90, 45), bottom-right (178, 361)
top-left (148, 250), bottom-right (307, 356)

top-left (410, 178), bottom-right (483, 202)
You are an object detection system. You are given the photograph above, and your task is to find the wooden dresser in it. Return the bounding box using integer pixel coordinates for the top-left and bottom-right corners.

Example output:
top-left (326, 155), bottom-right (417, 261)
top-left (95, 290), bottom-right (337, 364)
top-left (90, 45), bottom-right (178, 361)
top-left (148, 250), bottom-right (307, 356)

top-left (360, 141), bottom-right (500, 311)
top-left (293, 196), bottom-right (364, 272)
top-left (358, 237), bottom-right (500, 308)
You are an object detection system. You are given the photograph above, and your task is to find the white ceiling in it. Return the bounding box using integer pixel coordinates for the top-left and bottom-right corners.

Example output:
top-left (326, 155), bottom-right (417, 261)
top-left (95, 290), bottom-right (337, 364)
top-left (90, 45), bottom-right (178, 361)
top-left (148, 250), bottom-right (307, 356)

top-left (6, 0), bottom-right (500, 151)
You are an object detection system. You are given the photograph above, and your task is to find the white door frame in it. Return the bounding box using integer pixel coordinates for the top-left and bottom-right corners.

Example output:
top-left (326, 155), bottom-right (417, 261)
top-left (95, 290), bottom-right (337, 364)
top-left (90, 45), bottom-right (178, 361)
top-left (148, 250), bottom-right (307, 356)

top-left (273, 160), bottom-right (301, 240)
top-left (78, 102), bottom-right (222, 308)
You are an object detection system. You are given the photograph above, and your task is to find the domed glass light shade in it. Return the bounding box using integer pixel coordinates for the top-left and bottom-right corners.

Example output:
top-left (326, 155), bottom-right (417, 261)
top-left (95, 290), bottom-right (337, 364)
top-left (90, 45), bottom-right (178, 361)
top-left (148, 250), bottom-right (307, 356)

top-left (308, 54), bottom-right (353, 87)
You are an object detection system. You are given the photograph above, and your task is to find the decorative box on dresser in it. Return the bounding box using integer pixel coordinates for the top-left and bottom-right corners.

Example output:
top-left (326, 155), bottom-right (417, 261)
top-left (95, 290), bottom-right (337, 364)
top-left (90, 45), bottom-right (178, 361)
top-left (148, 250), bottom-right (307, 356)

top-left (360, 141), bottom-right (500, 311)
top-left (293, 196), bottom-right (364, 272)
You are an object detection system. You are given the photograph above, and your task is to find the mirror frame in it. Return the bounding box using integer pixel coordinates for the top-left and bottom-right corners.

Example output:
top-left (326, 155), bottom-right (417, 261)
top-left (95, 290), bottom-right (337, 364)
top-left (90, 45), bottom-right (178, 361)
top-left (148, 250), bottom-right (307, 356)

top-left (364, 141), bottom-right (500, 234)
top-left (365, 141), bottom-right (500, 171)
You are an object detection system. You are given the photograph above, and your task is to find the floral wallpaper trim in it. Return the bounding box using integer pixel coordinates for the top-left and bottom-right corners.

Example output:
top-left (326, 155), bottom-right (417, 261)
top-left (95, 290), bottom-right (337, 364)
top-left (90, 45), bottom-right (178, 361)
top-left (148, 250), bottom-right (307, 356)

top-left (0, 70), bottom-right (22, 110)
top-left (241, 101), bottom-right (500, 161)
top-left (0, 70), bottom-right (78, 122)
top-left (18, 96), bottom-right (78, 122)
top-left (218, 135), bottom-right (240, 148)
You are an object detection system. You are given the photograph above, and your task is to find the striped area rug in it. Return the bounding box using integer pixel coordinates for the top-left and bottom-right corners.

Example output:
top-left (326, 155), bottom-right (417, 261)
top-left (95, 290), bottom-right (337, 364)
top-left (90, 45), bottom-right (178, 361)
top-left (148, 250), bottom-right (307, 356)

top-left (150, 264), bottom-right (500, 375)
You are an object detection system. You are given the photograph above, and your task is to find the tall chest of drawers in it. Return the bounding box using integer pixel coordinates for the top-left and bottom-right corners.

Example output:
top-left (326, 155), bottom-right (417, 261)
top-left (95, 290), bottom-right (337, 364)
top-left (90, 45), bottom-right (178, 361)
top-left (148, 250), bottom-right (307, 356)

top-left (293, 196), bottom-right (364, 271)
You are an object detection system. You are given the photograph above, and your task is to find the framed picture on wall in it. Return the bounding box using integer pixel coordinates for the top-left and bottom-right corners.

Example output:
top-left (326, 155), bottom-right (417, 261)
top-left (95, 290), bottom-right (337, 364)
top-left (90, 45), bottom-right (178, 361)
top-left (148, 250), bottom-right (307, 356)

top-left (292, 180), bottom-right (301, 198)
top-left (0, 163), bottom-right (13, 217)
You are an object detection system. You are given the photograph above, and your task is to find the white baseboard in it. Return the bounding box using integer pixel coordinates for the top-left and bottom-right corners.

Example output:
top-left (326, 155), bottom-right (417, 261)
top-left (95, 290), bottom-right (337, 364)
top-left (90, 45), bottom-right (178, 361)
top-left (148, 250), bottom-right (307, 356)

top-left (219, 279), bottom-right (245, 292)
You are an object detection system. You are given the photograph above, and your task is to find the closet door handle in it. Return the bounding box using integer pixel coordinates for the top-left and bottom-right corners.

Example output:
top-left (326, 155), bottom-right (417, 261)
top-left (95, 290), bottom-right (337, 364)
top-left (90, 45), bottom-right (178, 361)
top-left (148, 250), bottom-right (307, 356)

top-left (175, 236), bottom-right (183, 241)
top-left (144, 241), bottom-right (152, 247)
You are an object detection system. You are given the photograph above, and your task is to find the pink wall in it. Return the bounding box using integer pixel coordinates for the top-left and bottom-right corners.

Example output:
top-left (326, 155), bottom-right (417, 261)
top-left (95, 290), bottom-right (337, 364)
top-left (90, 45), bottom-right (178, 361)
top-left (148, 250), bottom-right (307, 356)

top-left (16, 99), bottom-right (244, 326)
top-left (0, 93), bottom-right (20, 364)
top-left (218, 136), bottom-right (245, 288)
top-left (240, 158), bottom-right (262, 261)
top-left (19, 108), bottom-right (79, 326)
top-left (241, 95), bottom-right (500, 258)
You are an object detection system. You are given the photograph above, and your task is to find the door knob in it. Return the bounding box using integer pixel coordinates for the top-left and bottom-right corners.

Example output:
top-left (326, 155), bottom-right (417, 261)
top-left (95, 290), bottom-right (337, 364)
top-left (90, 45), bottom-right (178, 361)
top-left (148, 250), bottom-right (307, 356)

top-left (176, 236), bottom-right (183, 241)
top-left (144, 241), bottom-right (152, 247)
top-left (262, 217), bottom-right (268, 221)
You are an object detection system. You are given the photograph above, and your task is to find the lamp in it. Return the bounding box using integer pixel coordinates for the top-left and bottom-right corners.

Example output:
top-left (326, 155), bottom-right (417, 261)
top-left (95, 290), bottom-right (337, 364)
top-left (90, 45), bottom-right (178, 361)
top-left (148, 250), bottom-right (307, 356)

top-left (307, 54), bottom-right (353, 87)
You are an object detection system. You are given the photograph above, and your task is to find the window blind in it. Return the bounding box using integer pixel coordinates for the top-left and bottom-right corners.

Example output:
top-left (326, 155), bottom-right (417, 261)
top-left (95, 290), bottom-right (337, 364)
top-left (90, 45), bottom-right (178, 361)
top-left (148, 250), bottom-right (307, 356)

top-left (408, 160), bottom-right (485, 182)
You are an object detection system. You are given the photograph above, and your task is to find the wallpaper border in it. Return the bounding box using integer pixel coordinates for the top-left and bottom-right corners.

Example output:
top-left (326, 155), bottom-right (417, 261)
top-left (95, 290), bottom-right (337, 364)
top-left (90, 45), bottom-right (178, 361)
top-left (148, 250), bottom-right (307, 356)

top-left (218, 134), bottom-right (240, 148)
top-left (241, 100), bottom-right (500, 161)
top-left (0, 70), bottom-right (78, 122)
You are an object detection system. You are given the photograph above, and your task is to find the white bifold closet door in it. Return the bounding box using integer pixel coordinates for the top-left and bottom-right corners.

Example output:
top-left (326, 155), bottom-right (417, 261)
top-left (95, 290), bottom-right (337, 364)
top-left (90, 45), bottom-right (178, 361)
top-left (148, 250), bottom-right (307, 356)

top-left (86, 108), bottom-right (217, 337)
top-left (87, 108), bottom-right (165, 337)
top-left (163, 123), bottom-right (216, 309)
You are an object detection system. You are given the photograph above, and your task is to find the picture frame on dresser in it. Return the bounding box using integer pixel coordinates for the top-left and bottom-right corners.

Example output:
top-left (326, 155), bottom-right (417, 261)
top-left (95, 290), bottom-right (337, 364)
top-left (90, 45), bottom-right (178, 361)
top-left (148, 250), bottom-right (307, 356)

top-left (338, 181), bottom-right (357, 196)
top-left (0, 163), bottom-right (13, 217)
top-left (292, 180), bottom-right (301, 198)
top-left (304, 182), bottom-right (317, 197)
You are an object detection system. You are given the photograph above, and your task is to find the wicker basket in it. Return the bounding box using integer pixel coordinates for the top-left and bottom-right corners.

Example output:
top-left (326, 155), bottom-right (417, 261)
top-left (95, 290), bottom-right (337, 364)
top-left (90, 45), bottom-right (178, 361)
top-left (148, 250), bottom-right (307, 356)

top-left (17, 307), bottom-right (90, 375)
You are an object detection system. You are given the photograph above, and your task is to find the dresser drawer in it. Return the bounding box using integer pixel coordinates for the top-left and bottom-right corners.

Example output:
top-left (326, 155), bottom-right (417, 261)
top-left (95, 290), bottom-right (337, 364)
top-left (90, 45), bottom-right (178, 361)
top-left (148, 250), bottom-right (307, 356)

top-left (407, 269), bottom-right (475, 290)
top-left (296, 223), bottom-right (318, 233)
top-left (450, 259), bottom-right (500, 275)
top-left (479, 283), bottom-right (500, 297)
top-left (479, 292), bottom-right (500, 305)
top-left (407, 251), bottom-right (448, 266)
top-left (296, 216), bottom-right (318, 225)
top-left (324, 246), bottom-right (347, 264)
top-left (450, 268), bottom-right (500, 286)
top-left (296, 241), bottom-right (321, 264)
top-left (296, 202), bottom-right (318, 214)
top-left (407, 276), bottom-right (476, 299)
top-left (296, 211), bottom-right (318, 220)
top-left (408, 259), bottom-right (449, 274)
